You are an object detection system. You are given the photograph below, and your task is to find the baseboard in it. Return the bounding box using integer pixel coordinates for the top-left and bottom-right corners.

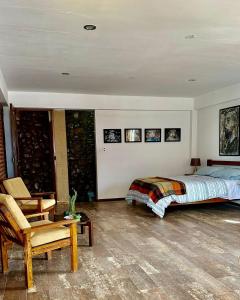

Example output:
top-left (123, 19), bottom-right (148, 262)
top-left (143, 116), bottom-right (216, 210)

top-left (56, 198), bottom-right (125, 203)
top-left (97, 198), bottom-right (124, 202)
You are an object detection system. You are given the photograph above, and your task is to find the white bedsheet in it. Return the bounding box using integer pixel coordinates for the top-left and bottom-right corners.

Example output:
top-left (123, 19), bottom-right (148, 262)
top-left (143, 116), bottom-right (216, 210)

top-left (126, 175), bottom-right (240, 218)
top-left (223, 179), bottom-right (240, 200)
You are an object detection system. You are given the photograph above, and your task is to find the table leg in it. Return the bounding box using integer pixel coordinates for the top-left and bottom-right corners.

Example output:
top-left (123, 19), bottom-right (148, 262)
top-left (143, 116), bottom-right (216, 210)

top-left (87, 221), bottom-right (92, 247)
top-left (80, 225), bottom-right (84, 234)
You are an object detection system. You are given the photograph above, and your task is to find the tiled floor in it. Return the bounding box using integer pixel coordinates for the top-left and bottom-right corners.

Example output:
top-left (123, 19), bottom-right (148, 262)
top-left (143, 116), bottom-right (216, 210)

top-left (1, 201), bottom-right (240, 299)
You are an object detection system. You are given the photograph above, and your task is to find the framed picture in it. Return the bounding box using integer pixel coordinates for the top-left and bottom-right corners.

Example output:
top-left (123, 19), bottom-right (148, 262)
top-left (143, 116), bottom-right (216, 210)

top-left (125, 128), bottom-right (142, 143)
top-left (164, 128), bottom-right (181, 142)
top-left (103, 129), bottom-right (121, 143)
top-left (145, 129), bottom-right (161, 142)
top-left (219, 106), bottom-right (240, 156)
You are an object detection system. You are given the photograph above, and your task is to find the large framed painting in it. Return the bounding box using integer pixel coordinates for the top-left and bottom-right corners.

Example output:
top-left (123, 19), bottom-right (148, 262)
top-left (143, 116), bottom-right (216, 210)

top-left (104, 129), bottom-right (121, 143)
top-left (219, 106), bottom-right (240, 156)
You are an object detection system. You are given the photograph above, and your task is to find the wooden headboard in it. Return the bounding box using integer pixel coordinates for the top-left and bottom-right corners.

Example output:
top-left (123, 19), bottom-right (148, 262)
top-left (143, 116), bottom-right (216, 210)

top-left (207, 159), bottom-right (240, 166)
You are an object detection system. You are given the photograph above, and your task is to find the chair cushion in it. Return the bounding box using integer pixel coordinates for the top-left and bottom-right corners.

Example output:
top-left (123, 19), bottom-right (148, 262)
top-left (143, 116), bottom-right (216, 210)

top-left (19, 199), bottom-right (56, 210)
top-left (3, 177), bottom-right (31, 198)
top-left (30, 224), bottom-right (70, 247)
top-left (30, 219), bottom-right (52, 227)
top-left (0, 194), bottom-right (31, 230)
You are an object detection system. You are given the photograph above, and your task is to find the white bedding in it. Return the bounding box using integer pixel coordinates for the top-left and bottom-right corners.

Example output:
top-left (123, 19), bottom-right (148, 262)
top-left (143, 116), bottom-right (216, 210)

top-left (223, 179), bottom-right (240, 200)
top-left (126, 175), bottom-right (240, 218)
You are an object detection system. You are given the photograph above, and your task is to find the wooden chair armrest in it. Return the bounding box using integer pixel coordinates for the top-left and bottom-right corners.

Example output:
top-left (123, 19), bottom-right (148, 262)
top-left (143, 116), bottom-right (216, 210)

top-left (15, 197), bottom-right (44, 212)
top-left (22, 219), bottom-right (78, 234)
top-left (31, 192), bottom-right (55, 198)
top-left (14, 197), bottom-right (43, 200)
top-left (25, 212), bottom-right (49, 219)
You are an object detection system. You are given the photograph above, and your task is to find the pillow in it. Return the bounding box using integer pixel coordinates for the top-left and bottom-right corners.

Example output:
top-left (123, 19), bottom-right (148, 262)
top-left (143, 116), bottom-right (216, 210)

top-left (211, 167), bottom-right (240, 180)
top-left (195, 166), bottom-right (225, 176)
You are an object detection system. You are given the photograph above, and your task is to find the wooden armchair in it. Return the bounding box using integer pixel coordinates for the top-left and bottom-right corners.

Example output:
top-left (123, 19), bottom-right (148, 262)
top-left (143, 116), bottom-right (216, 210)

top-left (0, 177), bottom-right (56, 216)
top-left (0, 194), bottom-right (78, 290)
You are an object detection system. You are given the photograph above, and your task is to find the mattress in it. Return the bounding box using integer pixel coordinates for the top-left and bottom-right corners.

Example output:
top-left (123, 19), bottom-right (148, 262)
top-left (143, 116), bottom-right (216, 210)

top-left (126, 175), bottom-right (240, 218)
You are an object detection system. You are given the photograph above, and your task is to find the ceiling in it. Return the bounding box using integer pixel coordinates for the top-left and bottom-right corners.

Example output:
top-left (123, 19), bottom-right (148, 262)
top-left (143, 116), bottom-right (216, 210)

top-left (0, 0), bottom-right (240, 97)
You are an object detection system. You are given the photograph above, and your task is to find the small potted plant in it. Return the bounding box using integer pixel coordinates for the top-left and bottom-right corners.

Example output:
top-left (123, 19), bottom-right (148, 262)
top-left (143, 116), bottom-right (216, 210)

top-left (64, 189), bottom-right (81, 220)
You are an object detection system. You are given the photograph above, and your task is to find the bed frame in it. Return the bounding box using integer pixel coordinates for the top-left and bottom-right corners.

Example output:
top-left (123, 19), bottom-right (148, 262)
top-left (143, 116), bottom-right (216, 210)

top-left (132, 159), bottom-right (240, 207)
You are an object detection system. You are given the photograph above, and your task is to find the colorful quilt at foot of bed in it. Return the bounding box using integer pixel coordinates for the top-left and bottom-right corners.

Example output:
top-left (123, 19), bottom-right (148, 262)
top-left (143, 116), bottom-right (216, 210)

top-left (128, 177), bottom-right (186, 203)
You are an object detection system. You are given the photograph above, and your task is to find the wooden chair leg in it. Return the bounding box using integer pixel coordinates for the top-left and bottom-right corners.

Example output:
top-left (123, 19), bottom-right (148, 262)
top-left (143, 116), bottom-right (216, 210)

top-left (45, 251), bottom-right (52, 260)
top-left (50, 207), bottom-right (55, 220)
top-left (0, 235), bottom-right (8, 273)
top-left (70, 223), bottom-right (78, 272)
top-left (24, 234), bottom-right (33, 289)
top-left (43, 213), bottom-right (49, 221)
top-left (43, 212), bottom-right (52, 259)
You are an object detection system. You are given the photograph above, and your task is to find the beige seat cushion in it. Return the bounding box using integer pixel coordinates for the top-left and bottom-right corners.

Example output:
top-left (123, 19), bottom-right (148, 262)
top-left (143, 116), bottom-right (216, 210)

top-left (19, 199), bottom-right (56, 210)
top-left (0, 194), bottom-right (31, 230)
top-left (30, 219), bottom-right (52, 227)
top-left (3, 177), bottom-right (31, 198)
top-left (30, 223), bottom-right (70, 247)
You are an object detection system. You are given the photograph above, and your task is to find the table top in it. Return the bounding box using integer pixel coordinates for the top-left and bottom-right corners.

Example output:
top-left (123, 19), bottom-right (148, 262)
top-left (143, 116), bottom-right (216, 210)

top-left (55, 211), bottom-right (90, 224)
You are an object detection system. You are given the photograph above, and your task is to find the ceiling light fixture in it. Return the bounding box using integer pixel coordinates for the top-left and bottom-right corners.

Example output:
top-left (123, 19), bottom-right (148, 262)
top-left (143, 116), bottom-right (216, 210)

top-left (84, 24), bottom-right (96, 31)
top-left (61, 72), bottom-right (70, 76)
top-left (188, 78), bottom-right (197, 82)
top-left (185, 34), bottom-right (195, 39)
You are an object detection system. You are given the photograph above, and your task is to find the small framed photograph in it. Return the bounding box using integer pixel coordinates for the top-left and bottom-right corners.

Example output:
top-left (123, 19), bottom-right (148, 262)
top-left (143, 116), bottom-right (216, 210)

top-left (125, 128), bottom-right (142, 143)
top-left (219, 106), bottom-right (240, 156)
top-left (104, 129), bottom-right (121, 143)
top-left (164, 128), bottom-right (181, 142)
top-left (145, 129), bottom-right (161, 142)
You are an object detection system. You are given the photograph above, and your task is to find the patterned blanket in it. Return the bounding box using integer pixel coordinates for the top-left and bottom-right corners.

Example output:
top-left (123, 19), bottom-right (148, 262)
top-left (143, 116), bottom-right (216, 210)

top-left (129, 177), bottom-right (186, 203)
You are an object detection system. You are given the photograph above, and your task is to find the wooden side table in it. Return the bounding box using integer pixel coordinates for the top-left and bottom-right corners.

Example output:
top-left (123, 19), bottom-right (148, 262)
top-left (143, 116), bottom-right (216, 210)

top-left (77, 212), bottom-right (92, 247)
top-left (55, 212), bottom-right (93, 247)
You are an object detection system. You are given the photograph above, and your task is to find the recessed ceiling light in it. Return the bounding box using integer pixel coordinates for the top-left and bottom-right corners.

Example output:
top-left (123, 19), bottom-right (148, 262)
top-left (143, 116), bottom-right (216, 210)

top-left (185, 34), bottom-right (195, 39)
top-left (84, 24), bottom-right (96, 31)
top-left (61, 72), bottom-right (70, 76)
top-left (188, 78), bottom-right (197, 82)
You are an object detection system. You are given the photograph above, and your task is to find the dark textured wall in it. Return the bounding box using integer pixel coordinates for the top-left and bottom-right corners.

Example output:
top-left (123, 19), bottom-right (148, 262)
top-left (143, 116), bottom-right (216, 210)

top-left (65, 110), bottom-right (96, 202)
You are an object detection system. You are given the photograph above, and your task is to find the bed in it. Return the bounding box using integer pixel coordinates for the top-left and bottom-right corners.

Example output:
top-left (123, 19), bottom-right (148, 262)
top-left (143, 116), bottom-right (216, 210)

top-left (126, 159), bottom-right (240, 218)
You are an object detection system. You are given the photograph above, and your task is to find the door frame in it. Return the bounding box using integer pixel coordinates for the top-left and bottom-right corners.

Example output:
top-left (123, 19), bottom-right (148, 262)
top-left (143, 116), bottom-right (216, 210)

top-left (0, 103), bottom-right (7, 179)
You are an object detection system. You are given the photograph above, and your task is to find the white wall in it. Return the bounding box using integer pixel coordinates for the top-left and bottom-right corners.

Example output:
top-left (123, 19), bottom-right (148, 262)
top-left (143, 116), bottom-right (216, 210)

top-left (7, 91), bottom-right (195, 199)
top-left (0, 69), bottom-right (8, 104)
top-left (96, 110), bottom-right (192, 199)
top-left (195, 82), bottom-right (240, 110)
top-left (9, 91), bottom-right (193, 111)
top-left (196, 85), bottom-right (240, 204)
top-left (196, 83), bottom-right (240, 164)
top-left (3, 107), bottom-right (14, 177)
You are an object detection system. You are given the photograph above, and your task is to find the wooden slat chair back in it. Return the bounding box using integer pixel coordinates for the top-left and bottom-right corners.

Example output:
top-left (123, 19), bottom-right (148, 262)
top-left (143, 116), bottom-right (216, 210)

top-left (0, 194), bottom-right (78, 290)
top-left (0, 177), bottom-right (56, 216)
top-left (0, 204), bottom-right (24, 245)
